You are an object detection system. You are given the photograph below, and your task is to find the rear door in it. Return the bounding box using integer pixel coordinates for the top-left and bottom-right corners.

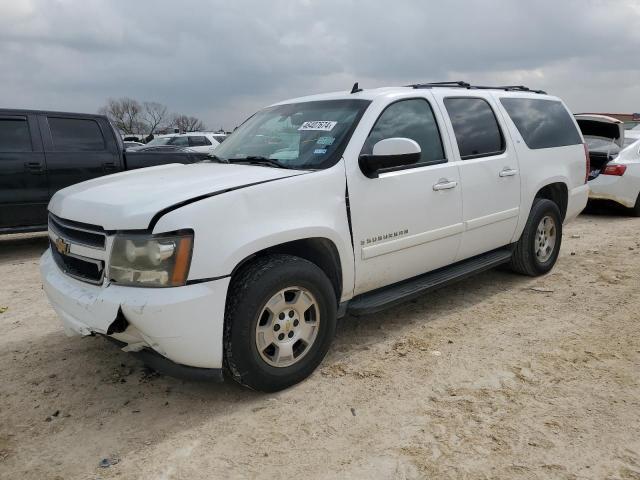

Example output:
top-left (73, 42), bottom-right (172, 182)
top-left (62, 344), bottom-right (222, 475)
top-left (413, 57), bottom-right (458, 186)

top-left (40, 115), bottom-right (121, 197)
top-left (434, 94), bottom-right (521, 261)
top-left (0, 113), bottom-right (49, 229)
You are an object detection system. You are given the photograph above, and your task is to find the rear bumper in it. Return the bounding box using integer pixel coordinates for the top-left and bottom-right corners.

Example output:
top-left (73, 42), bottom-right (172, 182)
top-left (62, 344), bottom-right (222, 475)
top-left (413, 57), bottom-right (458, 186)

top-left (565, 184), bottom-right (589, 222)
top-left (588, 175), bottom-right (638, 208)
top-left (40, 249), bottom-right (230, 369)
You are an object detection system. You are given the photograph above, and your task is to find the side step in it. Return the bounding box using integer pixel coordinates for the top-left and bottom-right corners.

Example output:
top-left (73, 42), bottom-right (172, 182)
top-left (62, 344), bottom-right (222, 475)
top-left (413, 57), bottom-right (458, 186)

top-left (347, 248), bottom-right (513, 316)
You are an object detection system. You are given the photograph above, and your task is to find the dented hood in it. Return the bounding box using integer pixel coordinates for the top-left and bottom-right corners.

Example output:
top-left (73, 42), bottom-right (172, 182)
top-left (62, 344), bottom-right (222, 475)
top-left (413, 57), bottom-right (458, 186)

top-left (575, 114), bottom-right (625, 148)
top-left (48, 163), bottom-right (305, 230)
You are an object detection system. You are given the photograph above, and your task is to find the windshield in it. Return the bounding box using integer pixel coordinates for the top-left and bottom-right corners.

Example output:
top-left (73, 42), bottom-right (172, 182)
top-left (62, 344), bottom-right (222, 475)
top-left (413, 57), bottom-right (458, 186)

top-left (213, 99), bottom-right (370, 169)
top-left (144, 136), bottom-right (173, 147)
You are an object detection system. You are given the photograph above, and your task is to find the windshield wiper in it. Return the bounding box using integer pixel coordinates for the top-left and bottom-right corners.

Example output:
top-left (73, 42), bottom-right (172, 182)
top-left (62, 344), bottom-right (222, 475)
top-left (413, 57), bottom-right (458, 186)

top-left (201, 154), bottom-right (229, 164)
top-left (227, 156), bottom-right (291, 169)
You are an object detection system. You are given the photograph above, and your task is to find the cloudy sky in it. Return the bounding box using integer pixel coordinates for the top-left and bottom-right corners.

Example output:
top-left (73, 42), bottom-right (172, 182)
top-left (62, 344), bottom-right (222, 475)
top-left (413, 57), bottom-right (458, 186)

top-left (1, 0), bottom-right (639, 129)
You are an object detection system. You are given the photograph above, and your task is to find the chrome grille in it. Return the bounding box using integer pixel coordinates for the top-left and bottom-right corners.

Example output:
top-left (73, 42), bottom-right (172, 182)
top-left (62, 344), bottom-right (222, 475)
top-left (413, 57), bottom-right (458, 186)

top-left (48, 214), bottom-right (107, 285)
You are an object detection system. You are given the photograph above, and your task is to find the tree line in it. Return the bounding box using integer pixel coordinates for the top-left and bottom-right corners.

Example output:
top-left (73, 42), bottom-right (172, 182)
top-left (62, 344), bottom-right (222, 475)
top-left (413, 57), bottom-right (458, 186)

top-left (98, 97), bottom-right (207, 139)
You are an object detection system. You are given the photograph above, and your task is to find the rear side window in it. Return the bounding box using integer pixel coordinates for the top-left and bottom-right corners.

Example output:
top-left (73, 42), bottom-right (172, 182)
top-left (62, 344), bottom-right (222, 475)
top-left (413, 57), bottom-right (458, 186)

top-left (169, 136), bottom-right (189, 147)
top-left (189, 136), bottom-right (211, 146)
top-left (49, 117), bottom-right (105, 151)
top-left (500, 98), bottom-right (582, 149)
top-left (0, 118), bottom-right (32, 152)
top-left (444, 97), bottom-right (505, 159)
top-left (361, 98), bottom-right (445, 164)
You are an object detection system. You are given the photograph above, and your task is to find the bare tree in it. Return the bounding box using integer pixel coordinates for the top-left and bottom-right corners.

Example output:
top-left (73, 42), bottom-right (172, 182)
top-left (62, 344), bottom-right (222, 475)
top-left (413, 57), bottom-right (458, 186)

top-left (171, 114), bottom-right (206, 132)
top-left (142, 101), bottom-right (169, 137)
top-left (98, 98), bottom-right (144, 135)
top-left (100, 98), bottom-right (207, 136)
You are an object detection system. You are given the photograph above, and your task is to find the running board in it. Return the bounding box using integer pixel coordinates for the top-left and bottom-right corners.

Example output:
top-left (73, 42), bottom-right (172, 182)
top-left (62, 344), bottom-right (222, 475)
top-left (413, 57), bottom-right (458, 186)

top-left (347, 248), bottom-right (513, 316)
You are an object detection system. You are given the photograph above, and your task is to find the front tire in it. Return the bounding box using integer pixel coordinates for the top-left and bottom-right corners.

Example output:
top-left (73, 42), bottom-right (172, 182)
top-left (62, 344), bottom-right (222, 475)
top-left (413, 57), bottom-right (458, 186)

top-left (223, 254), bottom-right (337, 392)
top-left (510, 198), bottom-right (563, 276)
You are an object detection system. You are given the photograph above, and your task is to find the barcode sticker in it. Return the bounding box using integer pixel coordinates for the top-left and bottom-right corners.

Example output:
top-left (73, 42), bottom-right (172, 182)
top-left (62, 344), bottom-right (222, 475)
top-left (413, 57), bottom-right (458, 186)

top-left (298, 121), bottom-right (337, 131)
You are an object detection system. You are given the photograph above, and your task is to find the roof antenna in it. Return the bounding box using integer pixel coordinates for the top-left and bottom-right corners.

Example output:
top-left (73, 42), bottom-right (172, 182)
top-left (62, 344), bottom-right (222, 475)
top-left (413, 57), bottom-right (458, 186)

top-left (350, 82), bottom-right (363, 94)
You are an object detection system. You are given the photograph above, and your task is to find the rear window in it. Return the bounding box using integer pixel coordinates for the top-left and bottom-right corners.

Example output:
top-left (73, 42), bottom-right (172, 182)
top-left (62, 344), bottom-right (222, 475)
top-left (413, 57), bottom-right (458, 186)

top-left (0, 117), bottom-right (32, 152)
top-left (500, 98), bottom-right (582, 149)
top-left (49, 117), bottom-right (106, 151)
top-left (444, 97), bottom-right (505, 159)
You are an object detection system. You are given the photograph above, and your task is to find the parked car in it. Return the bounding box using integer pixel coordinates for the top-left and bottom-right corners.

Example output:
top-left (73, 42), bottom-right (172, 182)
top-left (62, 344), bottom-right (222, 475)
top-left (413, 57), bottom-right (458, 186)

top-left (128, 132), bottom-right (221, 153)
top-left (0, 109), bottom-right (206, 233)
top-left (575, 114), bottom-right (640, 215)
top-left (123, 141), bottom-right (144, 150)
top-left (41, 82), bottom-right (589, 391)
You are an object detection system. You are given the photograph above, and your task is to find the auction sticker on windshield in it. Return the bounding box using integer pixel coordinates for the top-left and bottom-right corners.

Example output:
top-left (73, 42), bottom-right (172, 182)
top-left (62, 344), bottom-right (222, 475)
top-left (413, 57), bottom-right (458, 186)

top-left (299, 121), bottom-right (337, 131)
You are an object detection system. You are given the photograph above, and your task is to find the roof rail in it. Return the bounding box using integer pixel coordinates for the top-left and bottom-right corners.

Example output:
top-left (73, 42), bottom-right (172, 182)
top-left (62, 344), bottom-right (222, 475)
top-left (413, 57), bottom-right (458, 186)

top-left (407, 81), bottom-right (546, 95)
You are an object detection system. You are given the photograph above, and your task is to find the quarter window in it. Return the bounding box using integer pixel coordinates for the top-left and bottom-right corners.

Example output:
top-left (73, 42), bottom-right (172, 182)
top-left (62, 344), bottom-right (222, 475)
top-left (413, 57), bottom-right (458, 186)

top-left (49, 117), bottom-right (105, 151)
top-left (0, 118), bottom-right (32, 152)
top-left (361, 98), bottom-right (445, 165)
top-left (500, 98), bottom-right (582, 149)
top-left (444, 97), bottom-right (505, 159)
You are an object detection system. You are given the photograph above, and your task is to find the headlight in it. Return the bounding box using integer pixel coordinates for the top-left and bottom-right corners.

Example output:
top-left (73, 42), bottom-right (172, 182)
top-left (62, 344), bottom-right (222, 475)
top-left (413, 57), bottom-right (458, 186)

top-left (109, 231), bottom-right (194, 287)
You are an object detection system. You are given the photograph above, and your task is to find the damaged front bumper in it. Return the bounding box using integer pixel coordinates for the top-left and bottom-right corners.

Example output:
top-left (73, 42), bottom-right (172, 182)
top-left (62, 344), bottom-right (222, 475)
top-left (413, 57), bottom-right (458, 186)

top-left (40, 249), bottom-right (230, 375)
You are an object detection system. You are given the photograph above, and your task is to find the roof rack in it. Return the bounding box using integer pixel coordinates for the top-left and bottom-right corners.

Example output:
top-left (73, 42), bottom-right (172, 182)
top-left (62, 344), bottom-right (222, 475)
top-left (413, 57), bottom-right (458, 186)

top-left (407, 81), bottom-right (546, 95)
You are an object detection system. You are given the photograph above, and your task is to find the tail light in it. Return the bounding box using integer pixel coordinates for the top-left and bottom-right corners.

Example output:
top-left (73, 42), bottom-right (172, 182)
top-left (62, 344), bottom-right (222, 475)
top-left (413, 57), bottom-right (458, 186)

top-left (583, 143), bottom-right (590, 183)
top-left (602, 164), bottom-right (627, 176)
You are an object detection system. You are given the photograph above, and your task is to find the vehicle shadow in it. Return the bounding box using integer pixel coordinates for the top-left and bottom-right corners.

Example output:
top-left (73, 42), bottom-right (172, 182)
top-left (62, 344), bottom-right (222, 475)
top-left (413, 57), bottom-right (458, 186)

top-left (0, 233), bottom-right (49, 264)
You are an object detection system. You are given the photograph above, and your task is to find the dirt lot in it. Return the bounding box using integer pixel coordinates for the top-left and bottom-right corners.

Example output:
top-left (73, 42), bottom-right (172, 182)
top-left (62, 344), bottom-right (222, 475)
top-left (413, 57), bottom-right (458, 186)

top-left (1, 212), bottom-right (639, 480)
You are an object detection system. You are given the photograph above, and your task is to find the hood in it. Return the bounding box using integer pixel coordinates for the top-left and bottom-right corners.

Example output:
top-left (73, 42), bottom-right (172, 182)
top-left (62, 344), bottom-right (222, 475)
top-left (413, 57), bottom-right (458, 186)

top-left (574, 114), bottom-right (624, 148)
top-left (49, 163), bottom-right (306, 230)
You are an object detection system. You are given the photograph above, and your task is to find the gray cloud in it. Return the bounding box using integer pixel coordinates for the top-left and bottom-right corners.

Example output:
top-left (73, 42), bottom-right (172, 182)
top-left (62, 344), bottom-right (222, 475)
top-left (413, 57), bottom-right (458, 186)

top-left (1, 0), bottom-right (639, 128)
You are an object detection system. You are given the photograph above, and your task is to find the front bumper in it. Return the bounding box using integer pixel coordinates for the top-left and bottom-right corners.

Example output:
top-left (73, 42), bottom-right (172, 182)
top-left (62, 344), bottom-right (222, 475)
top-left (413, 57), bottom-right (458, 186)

top-left (588, 175), bottom-right (638, 208)
top-left (40, 249), bottom-right (230, 369)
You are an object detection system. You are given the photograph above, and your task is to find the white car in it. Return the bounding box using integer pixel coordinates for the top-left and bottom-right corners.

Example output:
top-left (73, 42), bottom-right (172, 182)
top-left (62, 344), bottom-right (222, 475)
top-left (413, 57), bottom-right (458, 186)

top-left (130, 132), bottom-right (221, 153)
top-left (575, 114), bottom-right (640, 215)
top-left (40, 82), bottom-right (589, 391)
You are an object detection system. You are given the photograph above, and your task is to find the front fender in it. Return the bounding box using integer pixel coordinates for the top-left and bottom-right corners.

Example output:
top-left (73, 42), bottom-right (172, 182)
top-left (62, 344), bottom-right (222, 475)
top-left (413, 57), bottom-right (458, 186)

top-left (153, 163), bottom-right (355, 301)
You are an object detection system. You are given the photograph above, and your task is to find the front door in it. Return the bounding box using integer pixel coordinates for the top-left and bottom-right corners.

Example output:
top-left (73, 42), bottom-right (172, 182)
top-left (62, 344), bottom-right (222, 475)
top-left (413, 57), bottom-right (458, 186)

top-left (435, 95), bottom-right (521, 260)
top-left (347, 96), bottom-right (464, 295)
top-left (0, 114), bottom-right (49, 229)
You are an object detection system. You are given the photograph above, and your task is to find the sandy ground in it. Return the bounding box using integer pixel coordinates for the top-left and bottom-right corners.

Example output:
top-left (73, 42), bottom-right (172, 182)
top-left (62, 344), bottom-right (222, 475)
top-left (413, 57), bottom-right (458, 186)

top-left (1, 211), bottom-right (639, 480)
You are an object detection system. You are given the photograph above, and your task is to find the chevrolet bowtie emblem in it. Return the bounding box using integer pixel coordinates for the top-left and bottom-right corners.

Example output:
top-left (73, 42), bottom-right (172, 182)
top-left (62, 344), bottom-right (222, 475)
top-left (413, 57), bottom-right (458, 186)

top-left (55, 237), bottom-right (70, 255)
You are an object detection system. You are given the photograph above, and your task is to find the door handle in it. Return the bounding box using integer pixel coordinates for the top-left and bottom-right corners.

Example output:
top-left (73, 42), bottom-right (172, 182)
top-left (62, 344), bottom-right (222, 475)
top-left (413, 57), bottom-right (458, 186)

top-left (102, 162), bottom-right (118, 172)
top-left (433, 179), bottom-right (458, 191)
top-left (24, 161), bottom-right (44, 174)
top-left (499, 168), bottom-right (518, 177)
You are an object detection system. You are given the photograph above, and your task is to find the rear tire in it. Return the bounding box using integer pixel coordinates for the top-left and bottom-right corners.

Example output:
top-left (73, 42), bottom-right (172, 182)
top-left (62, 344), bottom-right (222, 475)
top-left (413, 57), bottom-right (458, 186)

top-left (631, 193), bottom-right (640, 217)
top-left (223, 254), bottom-right (337, 392)
top-left (510, 198), bottom-right (563, 276)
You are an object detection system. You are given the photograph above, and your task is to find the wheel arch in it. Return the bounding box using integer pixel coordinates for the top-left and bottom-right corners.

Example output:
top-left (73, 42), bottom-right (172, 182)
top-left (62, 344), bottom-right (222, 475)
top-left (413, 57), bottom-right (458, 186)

top-left (230, 237), bottom-right (343, 302)
top-left (534, 181), bottom-right (568, 221)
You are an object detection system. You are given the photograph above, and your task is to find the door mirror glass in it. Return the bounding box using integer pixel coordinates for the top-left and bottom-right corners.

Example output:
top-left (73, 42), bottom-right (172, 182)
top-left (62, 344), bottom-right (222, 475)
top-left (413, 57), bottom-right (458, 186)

top-left (359, 137), bottom-right (421, 178)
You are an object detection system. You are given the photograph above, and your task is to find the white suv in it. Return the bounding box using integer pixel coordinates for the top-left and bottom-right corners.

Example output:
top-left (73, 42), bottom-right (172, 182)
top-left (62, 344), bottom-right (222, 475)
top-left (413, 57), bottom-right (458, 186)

top-left (41, 82), bottom-right (589, 391)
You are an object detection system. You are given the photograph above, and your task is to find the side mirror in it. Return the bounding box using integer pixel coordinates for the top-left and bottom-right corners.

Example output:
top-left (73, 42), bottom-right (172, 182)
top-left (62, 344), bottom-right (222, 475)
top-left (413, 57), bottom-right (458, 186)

top-left (358, 138), bottom-right (421, 178)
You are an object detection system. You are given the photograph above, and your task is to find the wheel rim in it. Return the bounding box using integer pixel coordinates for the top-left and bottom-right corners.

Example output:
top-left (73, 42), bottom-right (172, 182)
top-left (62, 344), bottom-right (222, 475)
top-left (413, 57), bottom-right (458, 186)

top-left (535, 215), bottom-right (557, 263)
top-left (254, 286), bottom-right (320, 368)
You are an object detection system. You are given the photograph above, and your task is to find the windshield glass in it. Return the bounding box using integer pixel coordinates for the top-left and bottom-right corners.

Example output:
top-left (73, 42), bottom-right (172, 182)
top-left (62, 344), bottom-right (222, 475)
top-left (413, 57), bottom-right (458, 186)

top-left (213, 99), bottom-right (370, 169)
top-left (144, 136), bottom-right (173, 147)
